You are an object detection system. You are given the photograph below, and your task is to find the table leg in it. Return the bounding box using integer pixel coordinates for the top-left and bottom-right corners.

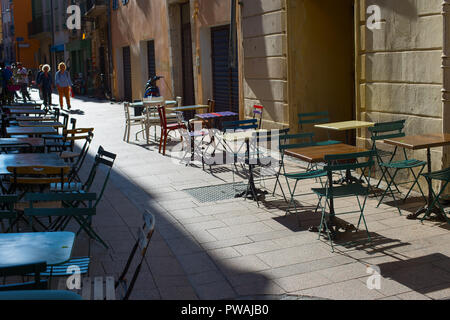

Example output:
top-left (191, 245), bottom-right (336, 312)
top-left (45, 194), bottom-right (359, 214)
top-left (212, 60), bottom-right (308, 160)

top-left (407, 147), bottom-right (446, 221)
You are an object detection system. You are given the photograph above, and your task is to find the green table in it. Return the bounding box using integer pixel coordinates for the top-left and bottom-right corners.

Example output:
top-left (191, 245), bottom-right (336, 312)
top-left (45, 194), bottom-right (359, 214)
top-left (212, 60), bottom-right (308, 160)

top-left (0, 232), bottom-right (75, 267)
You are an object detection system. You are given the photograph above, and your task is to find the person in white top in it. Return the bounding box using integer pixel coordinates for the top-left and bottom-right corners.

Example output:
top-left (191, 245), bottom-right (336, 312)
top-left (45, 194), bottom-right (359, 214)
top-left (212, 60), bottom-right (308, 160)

top-left (16, 62), bottom-right (31, 102)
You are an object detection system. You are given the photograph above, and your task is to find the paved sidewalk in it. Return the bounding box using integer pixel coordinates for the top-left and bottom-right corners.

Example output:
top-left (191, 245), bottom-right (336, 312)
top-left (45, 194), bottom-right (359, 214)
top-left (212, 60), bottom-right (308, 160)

top-left (50, 92), bottom-right (450, 300)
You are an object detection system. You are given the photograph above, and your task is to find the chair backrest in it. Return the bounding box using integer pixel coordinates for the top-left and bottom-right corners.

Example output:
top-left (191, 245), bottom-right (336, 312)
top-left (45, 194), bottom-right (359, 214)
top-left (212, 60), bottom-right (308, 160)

top-left (7, 166), bottom-right (70, 192)
top-left (323, 150), bottom-right (376, 189)
top-left (157, 104), bottom-right (169, 129)
top-left (369, 120), bottom-right (406, 142)
top-left (0, 262), bottom-right (48, 291)
top-left (298, 111), bottom-right (331, 130)
top-left (24, 192), bottom-right (97, 219)
top-left (83, 146), bottom-right (117, 207)
top-left (52, 107), bottom-right (60, 121)
top-left (222, 119), bottom-right (258, 132)
top-left (116, 210), bottom-right (155, 300)
top-left (279, 132), bottom-right (317, 151)
top-left (208, 99), bottom-right (215, 113)
top-left (123, 102), bottom-right (131, 121)
top-left (62, 127), bottom-right (94, 152)
top-left (68, 131), bottom-right (94, 181)
top-left (70, 117), bottom-right (77, 130)
top-left (252, 105), bottom-right (264, 129)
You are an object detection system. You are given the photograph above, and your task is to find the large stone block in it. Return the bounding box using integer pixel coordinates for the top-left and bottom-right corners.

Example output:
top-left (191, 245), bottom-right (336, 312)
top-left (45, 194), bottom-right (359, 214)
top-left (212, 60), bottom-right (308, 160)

top-left (244, 57), bottom-right (287, 79)
top-left (243, 11), bottom-right (286, 38)
top-left (243, 0), bottom-right (284, 18)
top-left (244, 79), bottom-right (287, 102)
top-left (364, 83), bottom-right (442, 117)
top-left (363, 0), bottom-right (442, 20)
top-left (364, 51), bottom-right (442, 83)
top-left (244, 34), bottom-right (286, 58)
top-left (364, 14), bottom-right (442, 51)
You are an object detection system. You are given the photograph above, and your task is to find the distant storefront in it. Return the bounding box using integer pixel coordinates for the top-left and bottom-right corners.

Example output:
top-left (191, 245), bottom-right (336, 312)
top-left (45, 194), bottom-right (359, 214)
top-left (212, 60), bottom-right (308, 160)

top-left (66, 39), bottom-right (93, 94)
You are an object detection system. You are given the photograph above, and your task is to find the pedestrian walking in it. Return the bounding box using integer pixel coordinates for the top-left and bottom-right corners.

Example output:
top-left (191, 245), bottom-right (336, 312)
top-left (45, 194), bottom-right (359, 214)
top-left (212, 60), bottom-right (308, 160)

top-left (38, 64), bottom-right (53, 110)
top-left (55, 62), bottom-right (73, 110)
top-left (36, 64), bottom-right (44, 100)
top-left (16, 62), bottom-right (31, 102)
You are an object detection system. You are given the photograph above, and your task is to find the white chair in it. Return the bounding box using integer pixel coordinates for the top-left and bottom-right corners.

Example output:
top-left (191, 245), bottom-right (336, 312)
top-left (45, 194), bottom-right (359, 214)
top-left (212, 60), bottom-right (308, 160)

top-left (123, 102), bottom-right (146, 143)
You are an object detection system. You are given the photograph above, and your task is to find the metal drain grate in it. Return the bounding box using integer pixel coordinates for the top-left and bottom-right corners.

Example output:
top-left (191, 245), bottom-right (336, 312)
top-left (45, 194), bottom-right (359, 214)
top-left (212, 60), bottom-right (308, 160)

top-left (183, 183), bottom-right (247, 203)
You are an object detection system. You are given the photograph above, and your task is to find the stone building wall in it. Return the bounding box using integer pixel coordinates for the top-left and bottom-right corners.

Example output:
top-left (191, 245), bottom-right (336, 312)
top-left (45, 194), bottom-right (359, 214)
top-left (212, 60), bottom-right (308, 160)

top-left (241, 0), bottom-right (288, 129)
top-left (357, 0), bottom-right (445, 178)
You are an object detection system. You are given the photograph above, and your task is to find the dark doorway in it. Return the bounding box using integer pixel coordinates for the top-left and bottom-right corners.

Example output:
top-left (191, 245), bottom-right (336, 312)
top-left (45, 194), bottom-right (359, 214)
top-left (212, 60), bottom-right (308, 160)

top-left (147, 40), bottom-right (156, 79)
top-left (211, 25), bottom-right (239, 113)
top-left (181, 2), bottom-right (195, 106)
top-left (122, 46), bottom-right (132, 102)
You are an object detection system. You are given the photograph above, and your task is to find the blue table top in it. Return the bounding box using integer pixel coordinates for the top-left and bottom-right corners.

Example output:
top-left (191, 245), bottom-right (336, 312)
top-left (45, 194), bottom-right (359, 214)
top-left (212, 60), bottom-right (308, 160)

top-left (0, 232), bottom-right (75, 267)
top-left (0, 290), bottom-right (82, 300)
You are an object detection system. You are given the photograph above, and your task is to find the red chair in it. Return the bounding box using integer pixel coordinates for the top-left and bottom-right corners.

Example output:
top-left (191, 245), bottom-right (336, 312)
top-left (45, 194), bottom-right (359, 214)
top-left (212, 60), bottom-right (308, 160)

top-left (253, 105), bottom-right (264, 129)
top-left (157, 105), bottom-right (185, 155)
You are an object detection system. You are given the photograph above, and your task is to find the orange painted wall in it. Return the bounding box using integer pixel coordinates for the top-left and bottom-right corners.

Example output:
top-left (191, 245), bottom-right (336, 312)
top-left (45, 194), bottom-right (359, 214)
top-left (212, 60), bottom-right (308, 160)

top-left (12, 0), bottom-right (40, 68)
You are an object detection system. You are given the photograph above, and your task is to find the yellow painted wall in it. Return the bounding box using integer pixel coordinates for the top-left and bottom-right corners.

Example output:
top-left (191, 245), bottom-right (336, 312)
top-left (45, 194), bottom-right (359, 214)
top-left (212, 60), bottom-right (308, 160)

top-left (287, 0), bottom-right (355, 142)
top-left (12, 0), bottom-right (39, 68)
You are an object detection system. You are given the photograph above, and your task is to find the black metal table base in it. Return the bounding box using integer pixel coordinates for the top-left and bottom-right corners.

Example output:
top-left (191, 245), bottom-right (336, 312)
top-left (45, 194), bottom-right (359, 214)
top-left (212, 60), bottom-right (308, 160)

top-left (407, 206), bottom-right (447, 221)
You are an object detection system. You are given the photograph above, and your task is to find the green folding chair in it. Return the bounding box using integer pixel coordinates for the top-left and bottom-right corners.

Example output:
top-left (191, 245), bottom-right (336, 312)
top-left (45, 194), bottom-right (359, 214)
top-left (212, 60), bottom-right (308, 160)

top-left (273, 132), bottom-right (328, 217)
top-left (298, 111), bottom-right (341, 146)
top-left (23, 192), bottom-right (108, 248)
top-left (312, 150), bottom-right (376, 252)
top-left (369, 121), bottom-right (427, 214)
top-left (420, 167), bottom-right (450, 223)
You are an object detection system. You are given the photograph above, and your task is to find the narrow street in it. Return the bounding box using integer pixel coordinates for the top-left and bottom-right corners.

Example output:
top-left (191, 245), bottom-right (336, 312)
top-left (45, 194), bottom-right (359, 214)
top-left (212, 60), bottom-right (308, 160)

top-left (57, 91), bottom-right (450, 300)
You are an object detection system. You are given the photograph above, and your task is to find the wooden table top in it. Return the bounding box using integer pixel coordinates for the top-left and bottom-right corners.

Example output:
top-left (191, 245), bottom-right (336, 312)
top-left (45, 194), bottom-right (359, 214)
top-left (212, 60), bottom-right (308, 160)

top-left (6, 126), bottom-right (57, 136)
top-left (315, 121), bottom-right (375, 131)
top-left (0, 153), bottom-right (68, 175)
top-left (384, 133), bottom-right (450, 150)
top-left (0, 138), bottom-right (44, 148)
top-left (8, 109), bottom-right (46, 115)
top-left (285, 143), bottom-right (368, 163)
top-left (18, 121), bottom-right (64, 128)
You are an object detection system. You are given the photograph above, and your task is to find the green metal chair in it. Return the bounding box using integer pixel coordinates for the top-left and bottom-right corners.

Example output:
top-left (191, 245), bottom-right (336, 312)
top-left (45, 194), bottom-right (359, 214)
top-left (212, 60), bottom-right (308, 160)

top-left (420, 167), bottom-right (450, 223)
top-left (312, 150), bottom-right (376, 252)
top-left (298, 111), bottom-right (341, 146)
top-left (23, 192), bottom-right (103, 244)
top-left (274, 132), bottom-right (328, 217)
top-left (0, 262), bottom-right (48, 291)
top-left (369, 121), bottom-right (427, 214)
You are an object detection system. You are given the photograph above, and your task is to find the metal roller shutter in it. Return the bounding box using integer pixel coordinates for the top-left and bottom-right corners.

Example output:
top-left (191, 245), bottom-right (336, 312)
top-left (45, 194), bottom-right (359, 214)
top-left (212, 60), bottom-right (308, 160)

top-left (211, 25), bottom-right (239, 114)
